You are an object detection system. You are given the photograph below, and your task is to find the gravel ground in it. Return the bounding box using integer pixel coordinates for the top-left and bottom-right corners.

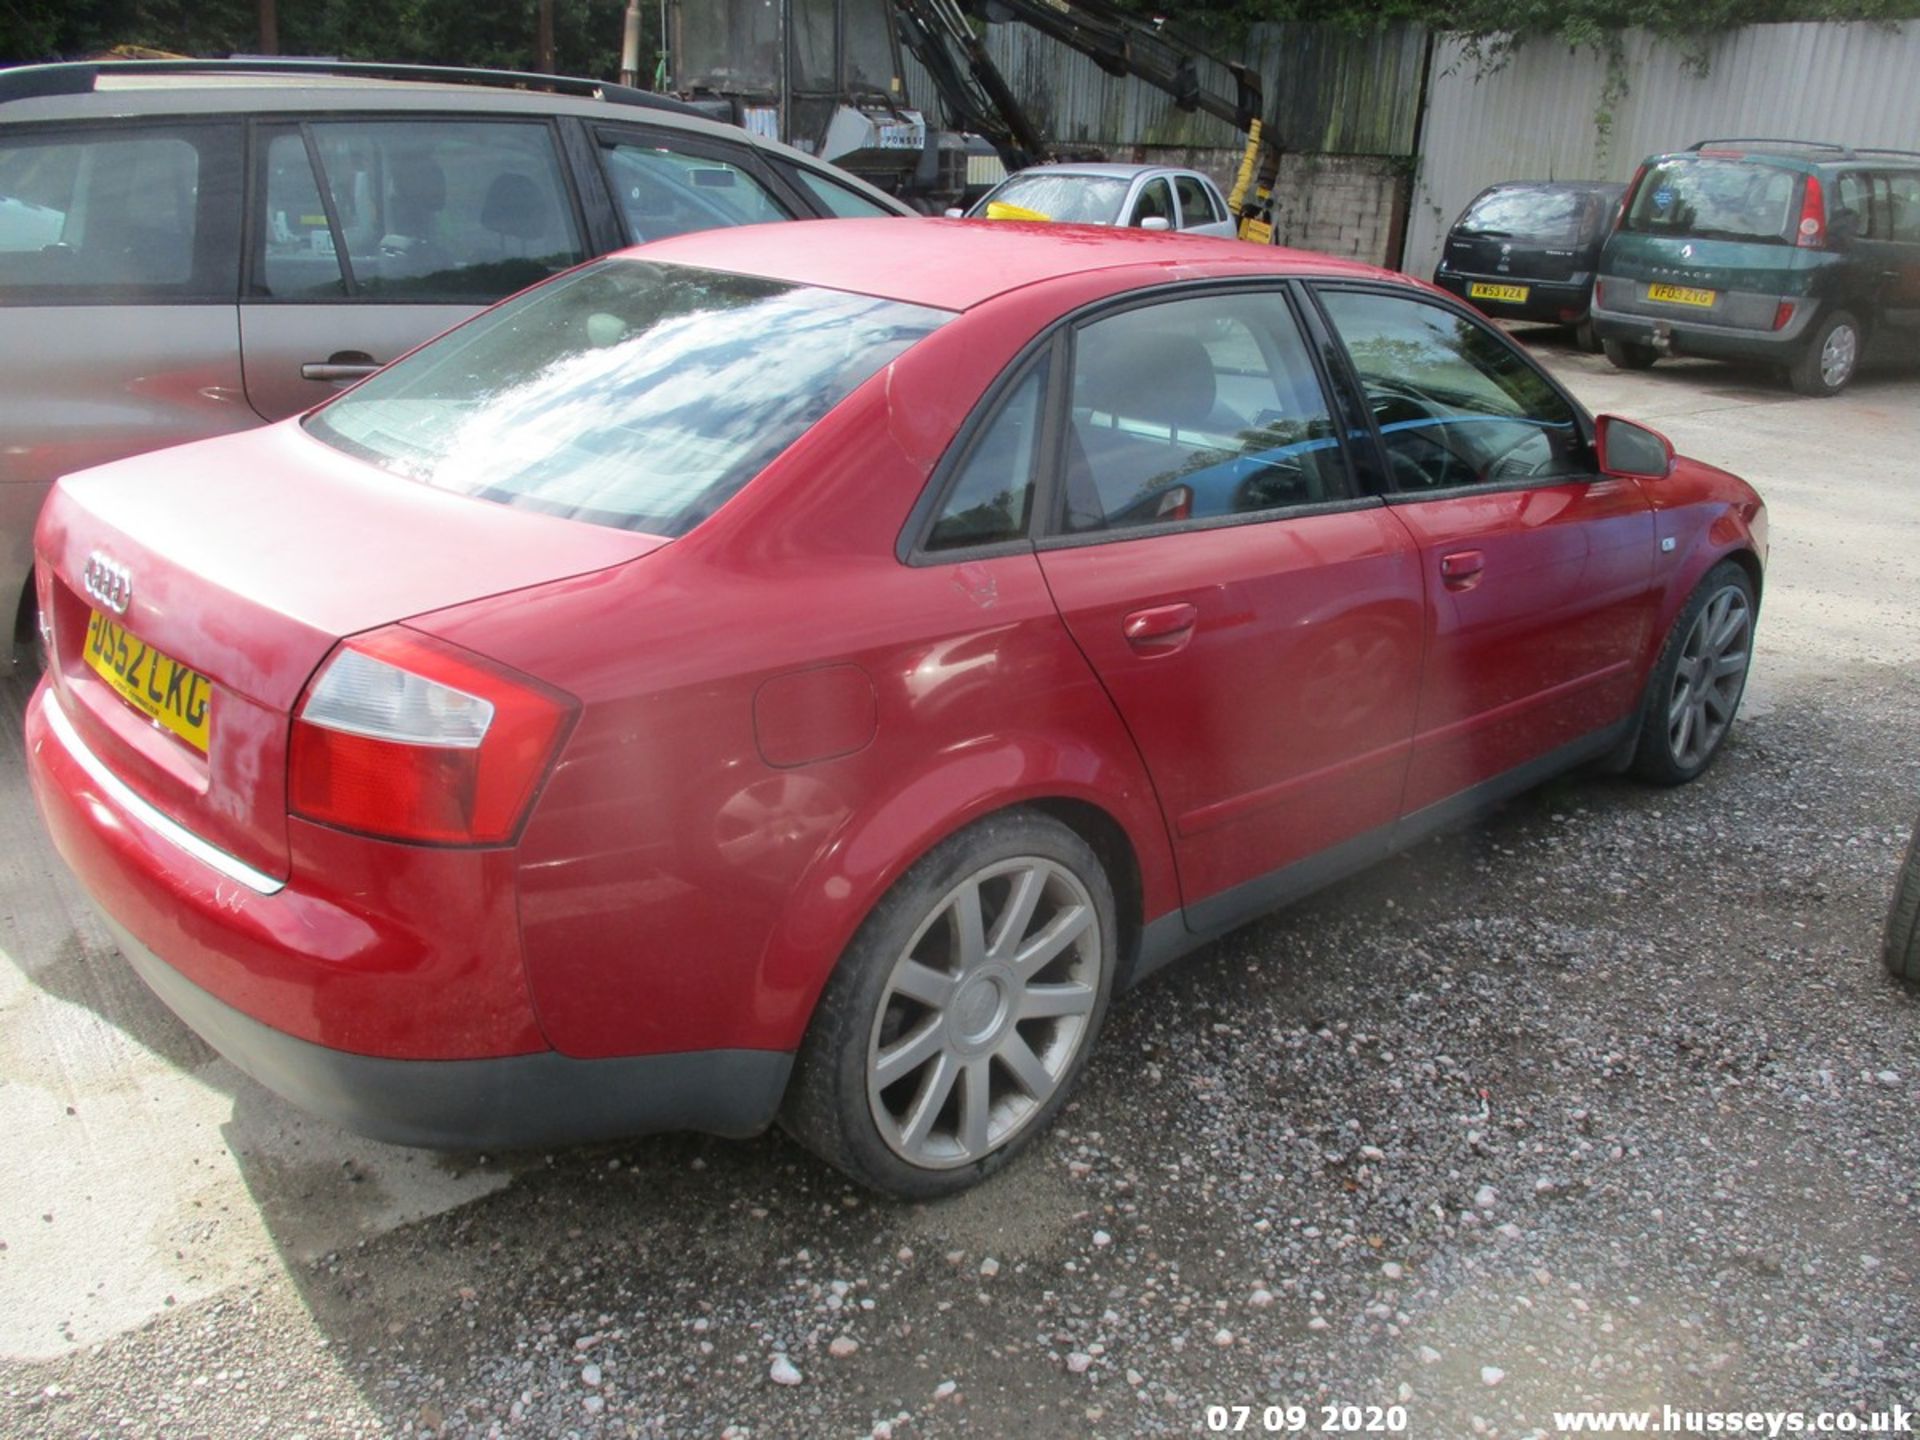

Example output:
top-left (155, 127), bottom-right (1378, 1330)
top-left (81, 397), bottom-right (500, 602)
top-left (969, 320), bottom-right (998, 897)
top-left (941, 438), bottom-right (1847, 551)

top-left (4, 349), bottom-right (1919, 1439)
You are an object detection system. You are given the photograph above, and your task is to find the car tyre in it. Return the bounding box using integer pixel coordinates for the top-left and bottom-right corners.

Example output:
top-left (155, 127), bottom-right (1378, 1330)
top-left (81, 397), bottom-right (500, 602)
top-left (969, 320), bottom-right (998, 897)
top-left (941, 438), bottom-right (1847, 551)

top-left (1885, 819), bottom-right (1920, 984)
top-left (780, 808), bottom-right (1117, 1198)
top-left (1573, 317), bottom-right (1602, 353)
top-left (1787, 308), bottom-right (1862, 397)
top-left (1602, 338), bottom-right (1659, 371)
top-left (1631, 560), bottom-right (1756, 786)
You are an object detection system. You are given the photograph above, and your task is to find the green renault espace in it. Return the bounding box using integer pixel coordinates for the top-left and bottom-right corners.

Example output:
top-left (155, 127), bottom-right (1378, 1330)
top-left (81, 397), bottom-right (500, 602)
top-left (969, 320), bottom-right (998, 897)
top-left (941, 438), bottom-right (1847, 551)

top-left (1591, 138), bottom-right (1920, 396)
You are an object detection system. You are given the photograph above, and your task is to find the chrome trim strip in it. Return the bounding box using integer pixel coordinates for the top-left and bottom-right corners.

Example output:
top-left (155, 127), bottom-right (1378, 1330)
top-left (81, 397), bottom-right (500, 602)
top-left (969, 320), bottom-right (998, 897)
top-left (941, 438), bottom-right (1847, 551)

top-left (42, 692), bottom-right (287, 897)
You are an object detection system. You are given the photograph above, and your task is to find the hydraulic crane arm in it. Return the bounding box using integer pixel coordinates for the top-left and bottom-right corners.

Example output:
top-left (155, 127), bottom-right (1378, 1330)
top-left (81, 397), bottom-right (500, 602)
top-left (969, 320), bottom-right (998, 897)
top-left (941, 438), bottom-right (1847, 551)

top-left (892, 0), bottom-right (1048, 170)
top-left (966, 0), bottom-right (1263, 137)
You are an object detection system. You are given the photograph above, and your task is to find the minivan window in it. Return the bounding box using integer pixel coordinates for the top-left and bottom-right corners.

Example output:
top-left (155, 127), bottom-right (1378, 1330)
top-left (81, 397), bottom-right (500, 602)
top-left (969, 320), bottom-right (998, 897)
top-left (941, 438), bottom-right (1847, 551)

top-left (305, 118), bottom-right (585, 301)
top-left (1623, 158), bottom-right (1797, 244)
top-left (0, 131), bottom-right (202, 290)
top-left (601, 141), bottom-right (790, 242)
top-left (306, 260), bottom-right (951, 536)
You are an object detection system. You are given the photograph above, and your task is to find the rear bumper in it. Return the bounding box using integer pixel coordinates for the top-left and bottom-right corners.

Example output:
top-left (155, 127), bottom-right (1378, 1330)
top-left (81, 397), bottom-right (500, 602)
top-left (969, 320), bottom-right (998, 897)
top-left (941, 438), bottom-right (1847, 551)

top-left (26, 682), bottom-right (791, 1147)
top-left (1432, 270), bottom-right (1594, 323)
top-left (101, 906), bottom-right (789, 1148)
top-left (1590, 280), bottom-right (1818, 361)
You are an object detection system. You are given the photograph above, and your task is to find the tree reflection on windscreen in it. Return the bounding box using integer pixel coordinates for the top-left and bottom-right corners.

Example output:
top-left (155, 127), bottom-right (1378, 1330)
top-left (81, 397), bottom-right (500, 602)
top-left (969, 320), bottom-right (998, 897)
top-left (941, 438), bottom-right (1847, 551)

top-left (306, 260), bottom-right (951, 535)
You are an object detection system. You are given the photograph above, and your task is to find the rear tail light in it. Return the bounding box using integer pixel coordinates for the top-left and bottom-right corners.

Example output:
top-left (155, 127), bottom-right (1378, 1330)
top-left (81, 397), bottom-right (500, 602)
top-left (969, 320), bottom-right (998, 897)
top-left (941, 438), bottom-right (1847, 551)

top-left (290, 627), bottom-right (572, 846)
top-left (1594, 279), bottom-right (1609, 307)
top-left (1795, 174), bottom-right (1826, 248)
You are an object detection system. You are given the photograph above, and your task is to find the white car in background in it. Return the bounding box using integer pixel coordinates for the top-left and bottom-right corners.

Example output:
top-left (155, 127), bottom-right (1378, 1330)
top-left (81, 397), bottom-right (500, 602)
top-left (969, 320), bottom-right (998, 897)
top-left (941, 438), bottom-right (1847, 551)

top-left (956, 161), bottom-right (1238, 236)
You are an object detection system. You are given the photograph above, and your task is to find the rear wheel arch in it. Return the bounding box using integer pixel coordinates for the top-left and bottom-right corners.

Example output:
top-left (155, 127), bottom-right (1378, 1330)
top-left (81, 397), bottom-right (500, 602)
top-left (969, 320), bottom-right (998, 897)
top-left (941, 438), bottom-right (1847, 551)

top-left (761, 756), bottom-right (1173, 1051)
top-left (1022, 796), bottom-right (1144, 987)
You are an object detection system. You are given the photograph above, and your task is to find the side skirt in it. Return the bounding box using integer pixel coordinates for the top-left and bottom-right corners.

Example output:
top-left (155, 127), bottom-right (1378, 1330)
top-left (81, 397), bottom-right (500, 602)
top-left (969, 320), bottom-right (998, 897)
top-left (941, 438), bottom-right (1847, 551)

top-left (1125, 718), bottom-right (1632, 988)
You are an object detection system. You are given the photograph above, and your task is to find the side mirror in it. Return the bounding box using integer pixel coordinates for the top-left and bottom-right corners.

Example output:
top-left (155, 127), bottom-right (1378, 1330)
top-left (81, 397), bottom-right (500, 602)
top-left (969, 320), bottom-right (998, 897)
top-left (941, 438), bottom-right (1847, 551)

top-left (1139, 215), bottom-right (1172, 232)
top-left (943, 207), bottom-right (964, 219)
top-left (1594, 414), bottom-right (1674, 480)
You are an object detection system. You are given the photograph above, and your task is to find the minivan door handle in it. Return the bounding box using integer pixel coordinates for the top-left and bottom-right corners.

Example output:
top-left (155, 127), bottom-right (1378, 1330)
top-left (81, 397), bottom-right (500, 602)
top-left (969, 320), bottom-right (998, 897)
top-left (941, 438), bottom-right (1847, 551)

top-left (1123, 602), bottom-right (1199, 653)
top-left (302, 351), bottom-right (381, 383)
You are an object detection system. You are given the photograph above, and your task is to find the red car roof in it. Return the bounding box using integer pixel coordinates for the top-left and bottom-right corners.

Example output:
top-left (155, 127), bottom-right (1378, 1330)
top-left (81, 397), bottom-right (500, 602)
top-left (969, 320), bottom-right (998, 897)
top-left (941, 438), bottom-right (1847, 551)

top-left (627, 217), bottom-right (1397, 311)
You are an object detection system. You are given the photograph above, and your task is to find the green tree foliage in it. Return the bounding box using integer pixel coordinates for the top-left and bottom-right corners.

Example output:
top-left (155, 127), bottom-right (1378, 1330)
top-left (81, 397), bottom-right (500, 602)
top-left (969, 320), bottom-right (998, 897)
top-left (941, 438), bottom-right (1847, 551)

top-left (1, 0), bottom-right (656, 76)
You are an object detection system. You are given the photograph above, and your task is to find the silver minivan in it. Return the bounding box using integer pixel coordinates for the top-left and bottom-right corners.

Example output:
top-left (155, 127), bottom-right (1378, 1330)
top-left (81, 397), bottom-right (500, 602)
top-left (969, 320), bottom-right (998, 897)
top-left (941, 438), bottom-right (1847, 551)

top-left (0, 59), bottom-right (911, 667)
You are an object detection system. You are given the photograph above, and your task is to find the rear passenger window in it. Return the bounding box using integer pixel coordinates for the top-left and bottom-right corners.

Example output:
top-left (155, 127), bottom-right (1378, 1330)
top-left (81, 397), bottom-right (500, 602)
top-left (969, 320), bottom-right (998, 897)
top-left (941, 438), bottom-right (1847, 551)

top-left (928, 360), bottom-right (1047, 551)
top-left (600, 138), bottom-right (791, 243)
top-left (273, 119), bottom-right (585, 302)
top-left (1060, 292), bottom-right (1348, 535)
top-left (258, 129), bottom-right (345, 298)
top-left (1889, 172), bottom-right (1920, 242)
top-left (0, 127), bottom-right (235, 298)
top-left (1174, 174), bottom-right (1219, 228)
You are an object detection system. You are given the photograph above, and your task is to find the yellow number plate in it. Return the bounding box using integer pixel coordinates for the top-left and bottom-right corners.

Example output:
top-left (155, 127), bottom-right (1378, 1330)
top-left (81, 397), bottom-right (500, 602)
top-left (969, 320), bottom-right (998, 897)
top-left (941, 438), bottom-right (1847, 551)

top-left (1468, 281), bottom-right (1531, 304)
top-left (1647, 283), bottom-right (1716, 307)
top-left (83, 611), bottom-right (211, 754)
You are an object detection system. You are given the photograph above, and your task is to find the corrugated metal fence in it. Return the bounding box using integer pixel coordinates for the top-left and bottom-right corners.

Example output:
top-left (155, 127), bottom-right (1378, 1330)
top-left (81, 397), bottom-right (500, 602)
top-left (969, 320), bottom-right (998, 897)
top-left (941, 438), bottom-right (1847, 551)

top-left (899, 19), bottom-right (1427, 156)
top-left (1405, 21), bottom-right (1920, 278)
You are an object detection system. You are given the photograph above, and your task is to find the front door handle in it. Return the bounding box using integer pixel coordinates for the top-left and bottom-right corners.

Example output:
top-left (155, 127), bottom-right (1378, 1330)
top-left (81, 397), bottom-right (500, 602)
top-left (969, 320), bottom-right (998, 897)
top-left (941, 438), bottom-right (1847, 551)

top-left (1123, 602), bottom-right (1199, 653)
top-left (1440, 550), bottom-right (1485, 588)
top-left (302, 350), bottom-right (381, 383)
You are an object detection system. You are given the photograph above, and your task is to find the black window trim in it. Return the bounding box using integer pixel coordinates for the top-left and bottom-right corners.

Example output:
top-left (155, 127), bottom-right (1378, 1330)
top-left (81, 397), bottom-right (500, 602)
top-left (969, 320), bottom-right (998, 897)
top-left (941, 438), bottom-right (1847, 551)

top-left (0, 116), bottom-right (244, 307)
top-left (899, 276), bottom-right (1383, 565)
top-left (896, 330), bottom-right (1063, 565)
top-left (239, 109), bottom-right (592, 306)
top-left (1300, 277), bottom-right (1602, 507)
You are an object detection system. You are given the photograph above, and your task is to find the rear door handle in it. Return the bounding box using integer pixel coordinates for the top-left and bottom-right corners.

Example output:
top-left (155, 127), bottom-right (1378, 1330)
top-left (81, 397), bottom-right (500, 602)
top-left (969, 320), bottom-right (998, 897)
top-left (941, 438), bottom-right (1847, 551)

top-left (1440, 550), bottom-right (1485, 587)
top-left (302, 351), bottom-right (381, 383)
top-left (1123, 602), bottom-right (1199, 653)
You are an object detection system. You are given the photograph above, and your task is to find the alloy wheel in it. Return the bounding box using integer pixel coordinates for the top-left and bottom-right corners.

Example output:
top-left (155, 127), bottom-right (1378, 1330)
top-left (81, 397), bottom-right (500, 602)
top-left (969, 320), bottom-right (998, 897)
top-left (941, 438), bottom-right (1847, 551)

top-left (866, 856), bottom-right (1101, 1169)
top-left (1820, 323), bottom-right (1859, 390)
top-left (1667, 584), bottom-right (1752, 770)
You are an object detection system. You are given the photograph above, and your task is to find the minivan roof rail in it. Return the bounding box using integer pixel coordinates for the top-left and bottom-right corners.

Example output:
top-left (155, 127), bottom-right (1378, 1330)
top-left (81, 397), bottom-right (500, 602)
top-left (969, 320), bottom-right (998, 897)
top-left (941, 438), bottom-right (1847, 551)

top-left (1688, 137), bottom-right (1853, 155)
top-left (0, 58), bottom-right (703, 116)
top-left (1688, 138), bottom-right (1920, 164)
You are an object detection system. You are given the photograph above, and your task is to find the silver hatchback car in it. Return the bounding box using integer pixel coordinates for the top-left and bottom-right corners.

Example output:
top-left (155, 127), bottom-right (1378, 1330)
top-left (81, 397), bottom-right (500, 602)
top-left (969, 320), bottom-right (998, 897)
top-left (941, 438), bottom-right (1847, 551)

top-left (0, 58), bottom-right (910, 668)
top-left (960, 162), bottom-right (1239, 237)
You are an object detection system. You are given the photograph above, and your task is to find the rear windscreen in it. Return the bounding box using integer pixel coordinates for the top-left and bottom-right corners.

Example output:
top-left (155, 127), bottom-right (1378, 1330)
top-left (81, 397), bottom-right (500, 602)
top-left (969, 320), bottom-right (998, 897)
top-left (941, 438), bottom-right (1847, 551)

top-left (1623, 158), bottom-right (1798, 244)
top-left (1456, 187), bottom-right (1589, 244)
top-left (306, 259), bottom-right (951, 536)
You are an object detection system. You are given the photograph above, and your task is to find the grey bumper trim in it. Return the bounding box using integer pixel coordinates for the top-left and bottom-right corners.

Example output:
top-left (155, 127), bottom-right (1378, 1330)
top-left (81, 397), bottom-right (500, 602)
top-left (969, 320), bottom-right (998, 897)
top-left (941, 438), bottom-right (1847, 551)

top-left (100, 909), bottom-right (793, 1149)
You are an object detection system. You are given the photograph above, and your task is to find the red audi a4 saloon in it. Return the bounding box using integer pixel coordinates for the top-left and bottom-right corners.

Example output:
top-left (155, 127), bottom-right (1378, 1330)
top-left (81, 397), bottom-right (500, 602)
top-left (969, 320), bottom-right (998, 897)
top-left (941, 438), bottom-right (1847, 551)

top-left (27, 220), bottom-right (1766, 1196)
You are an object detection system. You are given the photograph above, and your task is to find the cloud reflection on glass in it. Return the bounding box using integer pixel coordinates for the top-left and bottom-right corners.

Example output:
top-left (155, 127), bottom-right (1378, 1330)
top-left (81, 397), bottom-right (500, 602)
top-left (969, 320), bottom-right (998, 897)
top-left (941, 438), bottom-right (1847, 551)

top-left (307, 261), bottom-right (952, 535)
